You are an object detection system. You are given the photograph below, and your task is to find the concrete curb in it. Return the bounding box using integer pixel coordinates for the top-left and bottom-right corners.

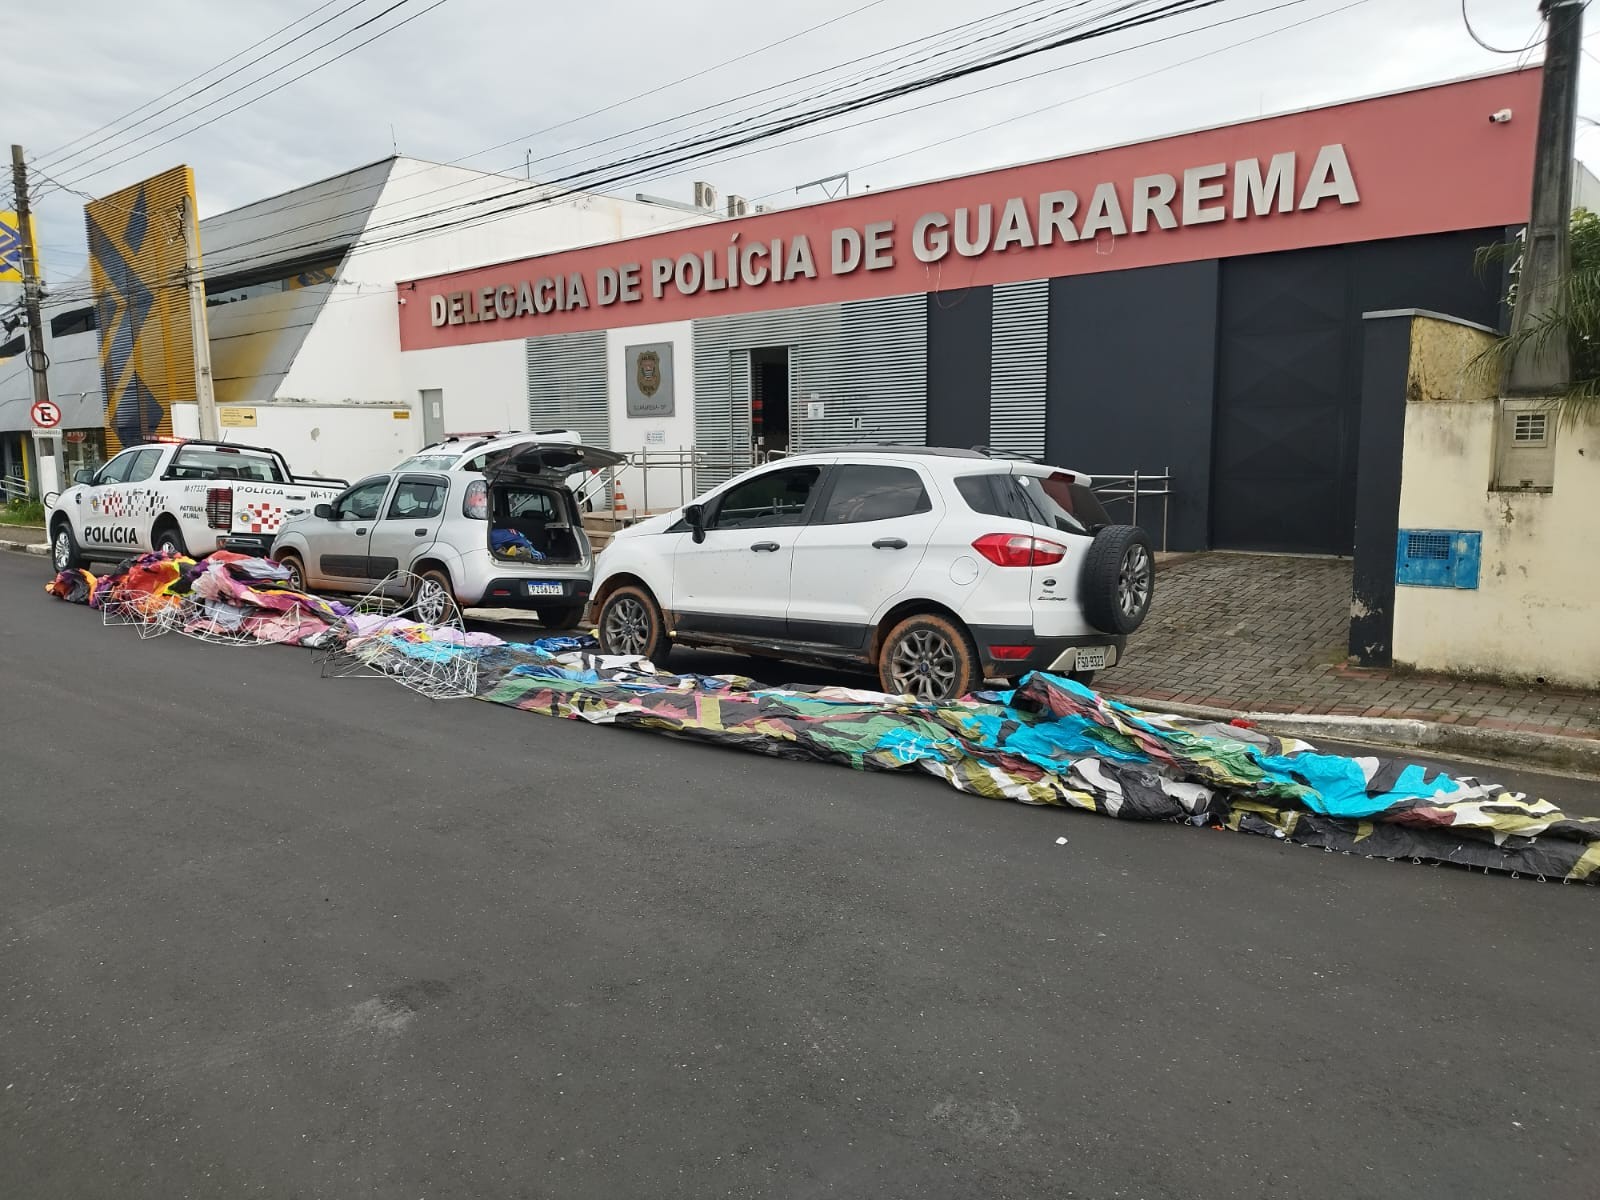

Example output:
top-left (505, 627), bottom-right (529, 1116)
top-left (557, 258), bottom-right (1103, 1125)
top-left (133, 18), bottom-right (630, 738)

top-left (1108, 694), bottom-right (1600, 777)
top-left (0, 539), bottom-right (48, 557)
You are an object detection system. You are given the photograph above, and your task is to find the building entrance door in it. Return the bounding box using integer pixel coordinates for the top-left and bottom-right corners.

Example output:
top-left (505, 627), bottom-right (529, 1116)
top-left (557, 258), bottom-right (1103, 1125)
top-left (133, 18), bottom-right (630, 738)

top-left (750, 347), bottom-right (790, 462)
top-left (420, 388), bottom-right (446, 446)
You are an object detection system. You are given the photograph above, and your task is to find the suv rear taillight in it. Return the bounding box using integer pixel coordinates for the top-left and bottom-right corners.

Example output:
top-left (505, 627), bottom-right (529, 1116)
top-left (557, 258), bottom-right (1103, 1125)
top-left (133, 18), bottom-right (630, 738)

top-left (463, 479), bottom-right (488, 519)
top-left (205, 487), bottom-right (233, 531)
top-left (972, 532), bottom-right (1067, 567)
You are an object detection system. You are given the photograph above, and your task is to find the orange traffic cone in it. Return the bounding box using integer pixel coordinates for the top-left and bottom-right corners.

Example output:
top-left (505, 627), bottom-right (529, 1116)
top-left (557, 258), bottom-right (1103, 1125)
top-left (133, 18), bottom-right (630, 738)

top-left (612, 483), bottom-right (629, 518)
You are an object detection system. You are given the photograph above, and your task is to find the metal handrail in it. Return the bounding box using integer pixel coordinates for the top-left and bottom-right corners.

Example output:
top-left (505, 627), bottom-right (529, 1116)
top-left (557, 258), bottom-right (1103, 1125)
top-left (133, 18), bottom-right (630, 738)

top-left (576, 448), bottom-right (705, 519)
top-left (1092, 468), bottom-right (1172, 552)
top-left (1, 475), bottom-right (29, 502)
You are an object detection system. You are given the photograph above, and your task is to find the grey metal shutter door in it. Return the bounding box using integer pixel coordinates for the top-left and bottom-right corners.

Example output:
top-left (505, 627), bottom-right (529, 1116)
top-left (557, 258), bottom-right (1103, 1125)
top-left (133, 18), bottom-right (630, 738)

top-left (526, 331), bottom-right (610, 504)
top-left (829, 294), bottom-right (926, 449)
top-left (692, 295), bottom-right (927, 494)
top-left (988, 279), bottom-right (1049, 459)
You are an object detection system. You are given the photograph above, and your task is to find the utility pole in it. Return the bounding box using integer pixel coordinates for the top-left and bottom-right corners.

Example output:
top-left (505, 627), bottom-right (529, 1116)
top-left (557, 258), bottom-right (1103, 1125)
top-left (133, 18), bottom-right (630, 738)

top-left (179, 197), bottom-right (220, 441)
top-left (10, 144), bottom-right (64, 499)
top-left (1505, 0), bottom-right (1585, 395)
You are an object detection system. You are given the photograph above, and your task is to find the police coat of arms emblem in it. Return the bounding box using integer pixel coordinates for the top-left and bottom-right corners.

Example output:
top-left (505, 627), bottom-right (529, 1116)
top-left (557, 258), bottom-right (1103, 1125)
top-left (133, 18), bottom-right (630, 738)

top-left (636, 350), bottom-right (662, 398)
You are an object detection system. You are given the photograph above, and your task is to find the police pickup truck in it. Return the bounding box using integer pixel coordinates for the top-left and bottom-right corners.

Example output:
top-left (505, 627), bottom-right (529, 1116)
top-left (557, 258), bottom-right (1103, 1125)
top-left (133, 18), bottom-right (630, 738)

top-left (48, 440), bottom-right (346, 571)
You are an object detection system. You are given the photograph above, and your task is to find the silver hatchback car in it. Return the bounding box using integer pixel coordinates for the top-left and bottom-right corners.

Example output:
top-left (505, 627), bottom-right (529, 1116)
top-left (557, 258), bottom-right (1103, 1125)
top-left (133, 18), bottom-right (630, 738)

top-left (270, 433), bottom-right (623, 624)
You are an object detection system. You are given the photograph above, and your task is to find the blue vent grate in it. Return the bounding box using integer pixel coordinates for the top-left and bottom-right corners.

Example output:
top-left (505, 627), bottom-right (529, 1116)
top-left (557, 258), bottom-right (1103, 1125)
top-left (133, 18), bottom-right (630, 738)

top-left (1405, 531), bottom-right (1451, 560)
top-left (1395, 529), bottom-right (1481, 590)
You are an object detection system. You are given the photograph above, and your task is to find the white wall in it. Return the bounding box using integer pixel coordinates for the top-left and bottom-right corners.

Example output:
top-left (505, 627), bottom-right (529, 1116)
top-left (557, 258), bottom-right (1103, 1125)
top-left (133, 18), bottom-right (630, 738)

top-left (606, 321), bottom-right (697, 512)
top-left (400, 338), bottom-right (527, 435)
top-left (240, 402), bottom-right (418, 483)
top-left (279, 160), bottom-right (713, 438)
top-left (1392, 379), bottom-right (1600, 689)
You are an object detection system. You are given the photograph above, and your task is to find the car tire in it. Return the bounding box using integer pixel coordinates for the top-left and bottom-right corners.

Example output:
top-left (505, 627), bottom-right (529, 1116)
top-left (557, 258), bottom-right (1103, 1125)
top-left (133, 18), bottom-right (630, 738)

top-left (277, 551), bottom-right (307, 592)
top-left (878, 612), bottom-right (979, 704)
top-left (51, 519), bottom-right (83, 572)
top-left (1080, 526), bottom-right (1155, 635)
top-left (411, 567), bottom-right (457, 626)
top-left (538, 603), bottom-right (586, 630)
top-left (152, 523), bottom-right (189, 559)
top-left (596, 585), bottom-right (671, 664)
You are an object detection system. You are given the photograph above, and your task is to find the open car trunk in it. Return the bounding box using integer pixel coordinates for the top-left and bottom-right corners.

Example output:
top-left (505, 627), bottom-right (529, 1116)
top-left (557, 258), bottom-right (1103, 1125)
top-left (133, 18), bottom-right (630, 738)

top-left (482, 439), bottom-right (623, 565)
top-left (488, 480), bottom-right (586, 565)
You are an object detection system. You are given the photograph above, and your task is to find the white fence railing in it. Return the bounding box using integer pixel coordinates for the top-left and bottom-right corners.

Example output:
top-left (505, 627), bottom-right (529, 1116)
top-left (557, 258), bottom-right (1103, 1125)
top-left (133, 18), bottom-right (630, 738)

top-left (572, 451), bottom-right (1172, 548)
top-left (577, 448), bottom-right (704, 518)
top-left (1092, 468), bottom-right (1172, 551)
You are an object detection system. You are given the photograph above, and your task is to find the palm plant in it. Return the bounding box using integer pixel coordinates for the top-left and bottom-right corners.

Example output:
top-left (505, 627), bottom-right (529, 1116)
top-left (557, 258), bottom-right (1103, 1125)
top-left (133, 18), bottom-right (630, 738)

top-left (1477, 208), bottom-right (1600, 427)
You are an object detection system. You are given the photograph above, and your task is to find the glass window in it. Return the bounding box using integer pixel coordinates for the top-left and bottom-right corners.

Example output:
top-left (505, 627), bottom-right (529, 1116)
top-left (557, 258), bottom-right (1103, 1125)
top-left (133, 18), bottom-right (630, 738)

top-left (386, 478), bottom-right (447, 520)
top-left (493, 487), bottom-right (560, 521)
top-left (170, 445), bottom-right (286, 483)
top-left (95, 450), bottom-right (141, 485)
top-left (49, 307), bottom-right (96, 338)
top-left (819, 464), bottom-right (930, 524)
top-left (955, 472), bottom-right (1106, 534)
top-left (954, 474), bottom-right (1026, 520)
top-left (395, 453), bottom-right (466, 471)
top-left (124, 449), bottom-right (163, 483)
top-left (65, 431), bottom-right (106, 481)
top-left (711, 466), bottom-right (821, 529)
top-left (1015, 473), bottom-right (1108, 534)
top-left (334, 478), bottom-right (390, 521)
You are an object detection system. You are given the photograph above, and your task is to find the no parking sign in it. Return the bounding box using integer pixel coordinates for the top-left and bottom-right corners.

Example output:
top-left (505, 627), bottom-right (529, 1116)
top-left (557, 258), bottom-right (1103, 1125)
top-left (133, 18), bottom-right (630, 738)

top-left (30, 399), bottom-right (61, 430)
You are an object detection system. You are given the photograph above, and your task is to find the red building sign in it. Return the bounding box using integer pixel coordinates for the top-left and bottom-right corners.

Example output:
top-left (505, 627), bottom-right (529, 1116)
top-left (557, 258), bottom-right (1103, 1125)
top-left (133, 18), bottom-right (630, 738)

top-left (398, 69), bottom-right (1540, 349)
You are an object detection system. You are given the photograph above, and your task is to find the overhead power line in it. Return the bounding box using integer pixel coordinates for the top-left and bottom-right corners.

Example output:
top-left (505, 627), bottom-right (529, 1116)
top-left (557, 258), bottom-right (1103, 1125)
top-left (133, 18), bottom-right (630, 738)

top-left (844, 0), bottom-right (1371, 177)
top-left (488, 0), bottom-right (900, 159)
top-left (1459, 0), bottom-right (1543, 56)
top-left (277, 0), bottom-right (1375, 307)
top-left (35, 0), bottom-right (358, 170)
top-left (135, 0), bottom-right (1103, 259)
top-left (34, 1), bottom-right (1070, 298)
top-left (42, 0), bottom-right (454, 195)
top-left (139, 0), bottom-right (1226, 274)
top-left (118, 0), bottom-right (1270, 276)
top-left (678, 0), bottom-right (1336, 185)
top-left (41, 0), bottom-right (1335, 307)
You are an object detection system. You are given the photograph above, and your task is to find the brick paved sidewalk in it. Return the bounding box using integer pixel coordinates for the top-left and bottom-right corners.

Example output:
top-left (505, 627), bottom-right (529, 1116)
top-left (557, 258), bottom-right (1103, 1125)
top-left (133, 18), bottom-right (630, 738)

top-left (1096, 553), bottom-right (1600, 742)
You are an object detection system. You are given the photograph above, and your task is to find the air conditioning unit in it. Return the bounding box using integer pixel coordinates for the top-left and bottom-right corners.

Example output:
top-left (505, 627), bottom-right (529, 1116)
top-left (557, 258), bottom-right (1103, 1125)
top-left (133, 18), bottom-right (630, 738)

top-left (692, 181), bottom-right (718, 211)
top-left (726, 195), bottom-right (749, 219)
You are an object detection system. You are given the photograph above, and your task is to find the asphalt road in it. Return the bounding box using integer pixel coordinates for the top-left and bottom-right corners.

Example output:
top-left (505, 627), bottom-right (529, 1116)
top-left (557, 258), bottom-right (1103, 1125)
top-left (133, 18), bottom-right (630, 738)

top-left (2, 549), bottom-right (1597, 1200)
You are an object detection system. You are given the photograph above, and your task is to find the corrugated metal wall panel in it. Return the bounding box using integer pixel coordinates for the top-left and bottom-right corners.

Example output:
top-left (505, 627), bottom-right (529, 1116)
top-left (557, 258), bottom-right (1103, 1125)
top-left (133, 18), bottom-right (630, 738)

top-left (526, 330), bottom-right (610, 502)
top-left (692, 295), bottom-right (927, 493)
top-left (988, 278), bottom-right (1049, 459)
top-left (525, 331), bottom-right (609, 443)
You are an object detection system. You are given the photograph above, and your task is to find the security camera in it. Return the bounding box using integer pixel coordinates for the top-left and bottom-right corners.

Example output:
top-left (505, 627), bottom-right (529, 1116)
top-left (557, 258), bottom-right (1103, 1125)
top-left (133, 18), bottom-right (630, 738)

top-left (1489, 109), bottom-right (1513, 124)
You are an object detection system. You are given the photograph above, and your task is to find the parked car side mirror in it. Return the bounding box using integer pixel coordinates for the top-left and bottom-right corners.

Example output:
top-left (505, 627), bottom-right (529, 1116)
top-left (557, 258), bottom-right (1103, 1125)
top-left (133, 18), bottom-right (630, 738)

top-left (684, 502), bottom-right (707, 544)
top-left (73, 469), bottom-right (94, 486)
top-left (314, 503), bottom-right (333, 520)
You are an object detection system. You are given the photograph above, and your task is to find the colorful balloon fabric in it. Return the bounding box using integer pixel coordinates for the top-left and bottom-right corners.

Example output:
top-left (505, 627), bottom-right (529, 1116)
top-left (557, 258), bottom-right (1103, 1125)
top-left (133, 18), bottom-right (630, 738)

top-left (43, 554), bottom-right (1600, 885)
top-left (478, 644), bottom-right (1600, 885)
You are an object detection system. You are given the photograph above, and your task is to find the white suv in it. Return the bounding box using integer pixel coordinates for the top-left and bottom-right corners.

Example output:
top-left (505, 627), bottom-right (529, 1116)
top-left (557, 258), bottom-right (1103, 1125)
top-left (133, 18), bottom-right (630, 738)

top-left (587, 446), bottom-right (1155, 702)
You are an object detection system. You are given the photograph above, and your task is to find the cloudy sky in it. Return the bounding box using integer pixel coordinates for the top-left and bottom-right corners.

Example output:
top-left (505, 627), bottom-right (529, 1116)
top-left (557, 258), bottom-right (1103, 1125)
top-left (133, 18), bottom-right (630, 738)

top-left (5, 0), bottom-right (1588, 283)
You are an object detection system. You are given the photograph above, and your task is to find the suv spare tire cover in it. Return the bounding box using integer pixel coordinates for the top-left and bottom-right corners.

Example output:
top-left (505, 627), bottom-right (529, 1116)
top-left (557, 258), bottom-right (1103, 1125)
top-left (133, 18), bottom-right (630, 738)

top-left (1079, 525), bottom-right (1155, 635)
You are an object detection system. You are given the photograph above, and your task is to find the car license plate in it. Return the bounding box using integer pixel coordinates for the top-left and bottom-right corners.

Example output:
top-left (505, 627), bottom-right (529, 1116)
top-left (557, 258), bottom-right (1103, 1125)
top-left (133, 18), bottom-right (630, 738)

top-left (1075, 647), bottom-right (1110, 671)
top-left (525, 582), bottom-right (564, 597)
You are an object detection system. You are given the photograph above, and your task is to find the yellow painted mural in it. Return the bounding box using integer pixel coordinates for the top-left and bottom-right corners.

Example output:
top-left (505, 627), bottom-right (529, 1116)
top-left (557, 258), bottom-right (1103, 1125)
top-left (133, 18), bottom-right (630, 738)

top-left (84, 166), bottom-right (208, 452)
top-left (0, 211), bottom-right (40, 284)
